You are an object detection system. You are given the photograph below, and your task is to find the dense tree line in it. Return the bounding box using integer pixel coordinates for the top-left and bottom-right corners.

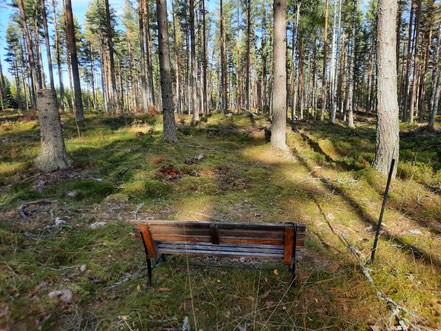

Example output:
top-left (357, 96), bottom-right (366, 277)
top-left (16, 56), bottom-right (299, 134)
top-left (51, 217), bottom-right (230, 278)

top-left (1, 0), bottom-right (438, 176)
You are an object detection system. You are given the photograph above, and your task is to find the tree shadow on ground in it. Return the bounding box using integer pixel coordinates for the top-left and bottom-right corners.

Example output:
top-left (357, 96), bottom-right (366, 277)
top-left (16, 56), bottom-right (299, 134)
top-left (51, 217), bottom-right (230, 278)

top-left (291, 146), bottom-right (441, 269)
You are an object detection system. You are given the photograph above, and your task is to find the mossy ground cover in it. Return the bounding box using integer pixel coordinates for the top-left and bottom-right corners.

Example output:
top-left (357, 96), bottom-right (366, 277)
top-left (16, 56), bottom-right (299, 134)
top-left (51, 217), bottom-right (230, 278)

top-left (0, 110), bottom-right (440, 330)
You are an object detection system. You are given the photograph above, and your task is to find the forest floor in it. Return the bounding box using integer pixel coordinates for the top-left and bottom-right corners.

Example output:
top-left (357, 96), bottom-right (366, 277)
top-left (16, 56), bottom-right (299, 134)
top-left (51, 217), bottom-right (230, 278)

top-left (0, 109), bottom-right (441, 330)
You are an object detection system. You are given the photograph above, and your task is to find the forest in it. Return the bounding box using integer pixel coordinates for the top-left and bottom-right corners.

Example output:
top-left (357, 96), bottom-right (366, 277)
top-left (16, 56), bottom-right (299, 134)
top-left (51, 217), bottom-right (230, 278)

top-left (0, 0), bottom-right (440, 329)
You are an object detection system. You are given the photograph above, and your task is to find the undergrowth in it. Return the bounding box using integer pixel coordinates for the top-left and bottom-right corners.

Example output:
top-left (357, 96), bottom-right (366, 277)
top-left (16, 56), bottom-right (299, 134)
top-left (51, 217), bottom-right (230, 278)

top-left (0, 110), bottom-right (440, 330)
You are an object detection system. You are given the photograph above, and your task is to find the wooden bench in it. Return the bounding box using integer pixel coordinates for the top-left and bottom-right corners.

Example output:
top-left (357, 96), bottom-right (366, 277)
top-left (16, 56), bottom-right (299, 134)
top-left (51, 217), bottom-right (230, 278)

top-left (131, 220), bottom-right (306, 287)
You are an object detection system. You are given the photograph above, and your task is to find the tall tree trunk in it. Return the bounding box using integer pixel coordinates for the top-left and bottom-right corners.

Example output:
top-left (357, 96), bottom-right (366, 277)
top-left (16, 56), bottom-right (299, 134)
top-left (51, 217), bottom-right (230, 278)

top-left (89, 43), bottom-right (96, 110)
top-left (396, 0), bottom-right (403, 73)
top-left (220, 0), bottom-right (228, 112)
top-left (271, 0), bottom-right (287, 150)
top-left (126, 35), bottom-right (137, 111)
top-left (0, 57), bottom-right (6, 109)
top-left (144, 0), bottom-right (155, 106)
top-left (139, 0), bottom-right (149, 112)
top-left (298, 38), bottom-right (304, 120)
top-left (18, 0), bottom-right (42, 89)
top-left (428, 23), bottom-right (441, 130)
top-left (190, 0), bottom-right (199, 122)
top-left (104, 0), bottom-right (117, 111)
top-left (245, 0), bottom-right (251, 112)
top-left (373, 0), bottom-right (399, 177)
top-left (337, 32), bottom-right (345, 118)
top-left (417, 0), bottom-right (435, 123)
top-left (63, 0), bottom-right (74, 112)
top-left (347, 0), bottom-right (357, 129)
top-left (290, 2), bottom-right (301, 120)
top-left (202, 0), bottom-right (208, 114)
top-left (52, 0), bottom-right (65, 112)
top-left (409, 0), bottom-right (421, 123)
top-left (402, 0), bottom-right (415, 121)
top-left (312, 38), bottom-right (317, 118)
top-left (41, 0), bottom-right (55, 94)
top-left (33, 11), bottom-right (46, 88)
top-left (65, 0), bottom-right (84, 121)
top-left (34, 89), bottom-right (71, 171)
top-left (236, 2), bottom-right (241, 112)
top-left (172, 3), bottom-right (182, 114)
top-left (330, 0), bottom-right (342, 123)
top-left (156, 0), bottom-right (177, 142)
top-left (96, 0), bottom-right (109, 112)
top-left (118, 57), bottom-right (124, 111)
top-left (320, 0), bottom-right (329, 121)
top-left (14, 61), bottom-right (22, 110)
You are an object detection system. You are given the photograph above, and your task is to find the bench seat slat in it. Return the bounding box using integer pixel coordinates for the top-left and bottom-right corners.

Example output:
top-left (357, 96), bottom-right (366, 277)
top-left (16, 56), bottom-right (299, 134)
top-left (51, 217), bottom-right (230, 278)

top-left (142, 220), bottom-right (287, 231)
top-left (156, 242), bottom-right (284, 255)
top-left (151, 234), bottom-right (285, 246)
top-left (156, 248), bottom-right (285, 259)
top-left (149, 226), bottom-right (285, 239)
top-left (157, 241), bottom-right (286, 249)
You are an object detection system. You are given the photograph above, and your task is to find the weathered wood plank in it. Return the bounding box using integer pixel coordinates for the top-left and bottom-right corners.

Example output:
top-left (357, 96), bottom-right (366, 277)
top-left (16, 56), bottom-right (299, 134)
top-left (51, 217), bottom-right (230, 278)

top-left (157, 248), bottom-right (284, 259)
top-left (156, 243), bottom-right (284, 255)
top-left (132, 220), bottom-right (287, 231)
top-left (284, 227), bottom-right (294, 266)
top-left (209, 224), bottom-right (220, 244)
top-left (140, 224), bottom-right (158, 258)
top-left (151, 234), bottom-right (285, 246)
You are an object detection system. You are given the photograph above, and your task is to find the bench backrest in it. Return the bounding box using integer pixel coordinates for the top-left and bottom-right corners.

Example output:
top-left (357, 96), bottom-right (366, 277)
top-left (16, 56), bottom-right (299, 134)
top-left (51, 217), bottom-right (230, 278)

top-left (132, 220), bottom-right (305, 266)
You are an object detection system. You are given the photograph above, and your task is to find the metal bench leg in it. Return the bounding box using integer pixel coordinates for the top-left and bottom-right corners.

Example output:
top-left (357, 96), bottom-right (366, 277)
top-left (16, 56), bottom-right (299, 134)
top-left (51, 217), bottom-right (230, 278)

top-left (290, 263), bottom-right (296, 288)
top-left (140, 231), bottom-right (153, 288)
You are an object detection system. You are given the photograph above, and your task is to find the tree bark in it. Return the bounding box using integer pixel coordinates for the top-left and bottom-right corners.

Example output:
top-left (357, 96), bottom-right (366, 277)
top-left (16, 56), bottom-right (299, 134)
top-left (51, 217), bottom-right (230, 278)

top-left (271, 0), bottom-right (287, 150)
top-left (297, 38), bottom-right (304, 120)
top-left (220, 0), bottom-right (228, 112)
top-left (428, 23), bottom-right (441, 130)
top-left (409, 0), bottom-right (421, 123)
top-left (52, 0), bottom-right (65, 112)
top-left (401, 0), bottom-right (415, 121)
top-left (190, 0), bottom-right (199, 122)
top-left (65, 0), bottom-right (84, 121)
top-left (372, 0), bottom-right (399, 177)
top-left (34, 89), bottom-right (71, 171)
top-left (245, 0), bottom-right (251, 112)
top-left (139, 0), bottom-right (149, 112)
top-left (144, 0), bottom-right (155, 106)
top-left (202, 0), bottom-right (208, 114)
top-left (41, 0), bottom-right (55, 94)
top-left (0, 57), bottom-right (6, 109)
top-left (347, 0), bottom-right (357, 129)
top-left (104, 0), bottom-right (118, 110)
top-left (156, 0), bottom-right (177, 142)
top-left (320, 0), bottom-right (329, 121)
top-left (18, 0), bottom-right (42, 89)
top-left (172, 3), bottom-right (182, 114)
top-left (236, 3), bottom-right (241, 112)
top-left (417, 0), bottom-right (435, 123)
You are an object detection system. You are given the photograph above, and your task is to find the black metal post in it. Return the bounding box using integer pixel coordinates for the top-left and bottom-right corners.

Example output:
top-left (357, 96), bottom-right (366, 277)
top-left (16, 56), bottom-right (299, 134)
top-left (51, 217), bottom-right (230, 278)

top-left (370, 158), bottom-right (396, 264)
top-left (290, 224), bottom-right (297, 288)
top-left (140, 231), bottom-right (152, 287)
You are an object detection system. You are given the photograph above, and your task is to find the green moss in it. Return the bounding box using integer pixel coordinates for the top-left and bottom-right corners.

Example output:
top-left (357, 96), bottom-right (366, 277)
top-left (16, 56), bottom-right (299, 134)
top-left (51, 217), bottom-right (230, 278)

top-left (44, 179), bottom-right (114, 202)
top-left (123, 179), bottom-right (173, 199)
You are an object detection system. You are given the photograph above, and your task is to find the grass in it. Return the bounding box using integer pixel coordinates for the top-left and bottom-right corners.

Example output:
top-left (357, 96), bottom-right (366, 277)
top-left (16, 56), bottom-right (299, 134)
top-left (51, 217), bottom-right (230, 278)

top-left (0, 109), bottom-right (440, 329)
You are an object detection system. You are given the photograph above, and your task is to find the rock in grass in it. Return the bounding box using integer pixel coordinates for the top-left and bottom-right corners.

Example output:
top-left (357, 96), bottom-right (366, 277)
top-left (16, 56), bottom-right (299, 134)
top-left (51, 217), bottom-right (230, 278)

top-left (55, 217), bottom-right (66, 226)
top-left (409, 229), bottom-right (423, 235)
top-left (80, 264), bottom-right (87, 272)
top-left (48, 289), bottom-right (72, 303)
top-left (90, 221), bottom-right (106, 229)
top-left (66, 190), bottom-right (82, 199)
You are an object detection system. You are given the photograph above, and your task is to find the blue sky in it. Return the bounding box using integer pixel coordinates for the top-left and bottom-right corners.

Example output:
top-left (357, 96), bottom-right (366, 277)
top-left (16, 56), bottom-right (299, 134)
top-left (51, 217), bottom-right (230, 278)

top-left (0, 0), bottom-right (126, 82)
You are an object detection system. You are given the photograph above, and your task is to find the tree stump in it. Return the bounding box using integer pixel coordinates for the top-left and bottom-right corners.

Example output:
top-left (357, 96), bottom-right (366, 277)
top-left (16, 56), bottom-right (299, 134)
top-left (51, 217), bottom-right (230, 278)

top-left (34, 89), bottom-right (71, 172)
